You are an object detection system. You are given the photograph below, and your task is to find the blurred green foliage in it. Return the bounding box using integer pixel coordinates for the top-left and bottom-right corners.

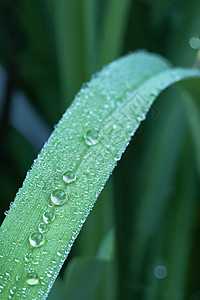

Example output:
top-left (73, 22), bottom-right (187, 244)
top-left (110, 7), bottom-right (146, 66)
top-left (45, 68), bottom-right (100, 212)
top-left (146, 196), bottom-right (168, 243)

top-left (0, 0), bottom-right (200, 299)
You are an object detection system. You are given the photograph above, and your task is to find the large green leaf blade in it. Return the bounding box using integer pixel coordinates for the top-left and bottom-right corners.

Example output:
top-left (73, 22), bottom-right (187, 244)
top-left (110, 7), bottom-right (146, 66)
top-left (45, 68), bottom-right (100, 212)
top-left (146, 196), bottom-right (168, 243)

top-left (0, 52), bottom-right (200, 299)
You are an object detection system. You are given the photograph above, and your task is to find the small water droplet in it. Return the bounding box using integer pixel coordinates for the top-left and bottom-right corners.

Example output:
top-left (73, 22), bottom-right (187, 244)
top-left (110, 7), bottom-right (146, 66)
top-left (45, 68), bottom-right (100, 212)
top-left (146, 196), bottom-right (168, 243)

top-left (136, 113), bottom-right (146, 122)
top-left (149, 93), bottom-right (157, 101)
top-left (26, 273), bottom-right (39, 286)
top-left (84, 129), bottom-right (100, 146)
top-left (29, 233), bottom-right (45, 247)
top-left (51, 189), bottom-right (68, 206)
top-left (32, 258), bottom-right (39, 265)
top-left (24, 253), bottom-right (32, 262)
top-left (38, 223), bottom-right (48, 233)
top-left (43, 211), bottom-right (55, 224)
top-left (114, 153), bottom-right (121, 161)
top-left (9, 288), bottom-right (15, 295)
top-left (153, 265), bottom-right (168, 279)
top-left (63, 171), bottom-right (76, 183)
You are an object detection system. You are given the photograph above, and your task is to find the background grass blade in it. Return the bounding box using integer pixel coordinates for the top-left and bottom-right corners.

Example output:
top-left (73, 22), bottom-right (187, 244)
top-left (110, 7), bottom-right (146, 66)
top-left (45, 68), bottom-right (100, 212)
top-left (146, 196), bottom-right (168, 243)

top-left (54, 0), bottom-right (86, 110)
top-left (0, 52), bottom-right (199, 299)
top-left (98, 0), bottom-right (132, 67)
top-left (114, 88), bottom-right (187, 298)
top-left (130, 92), bottom-right (187, 292)
top-left (179, 88), bottom-right (200, 178)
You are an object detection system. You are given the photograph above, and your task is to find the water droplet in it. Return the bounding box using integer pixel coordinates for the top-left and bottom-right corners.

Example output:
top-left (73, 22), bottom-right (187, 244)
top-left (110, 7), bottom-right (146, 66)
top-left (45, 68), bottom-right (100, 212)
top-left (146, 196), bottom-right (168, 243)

top-left (43, 211), bottom-right (55, 224)
top-left (24, 253), bottom-right (32, 262)
top-left (26, 273), bottom-right (39, 285)
top-left (149, 93), bottom-right (157, 101)
top-left (136, 113), bottom-right (146, 122)
top-left (32, 258), bottom-right (39, 265)
top-left (114, 152), bottom-right (121, 161)
top-left (63, 171), bottom-right (76, 183)
top-left (153, 265), bottom-right (168, 279)
top-left (189, 36), bottom-right (200, 50)
top-left (29, 233), bottom-right (45, 248)
top-left (51, 189), bottom-right (68, 206)
top-left (9, 288), bottom-right (15, 295)
top-left (84, 129), bottom-right (100, 146)
top-left (38, 223), bottom-right (48, 233)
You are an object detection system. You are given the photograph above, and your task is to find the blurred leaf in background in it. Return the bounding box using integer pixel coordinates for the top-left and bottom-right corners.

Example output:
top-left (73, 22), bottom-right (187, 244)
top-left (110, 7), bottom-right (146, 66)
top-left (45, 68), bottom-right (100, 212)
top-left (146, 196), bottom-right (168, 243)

top-left (0, 0), bottom-right (200, 299)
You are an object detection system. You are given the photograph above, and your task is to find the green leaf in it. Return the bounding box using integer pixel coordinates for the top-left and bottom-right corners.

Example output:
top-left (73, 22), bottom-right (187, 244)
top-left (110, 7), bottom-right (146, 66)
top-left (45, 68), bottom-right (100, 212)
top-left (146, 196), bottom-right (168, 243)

top-left (61, 257), bottom-right (108, 300)
top-left (97, 228), bottom-right (115, 262)
top-left (0, 51), bottom-right (200, 299)
top-left (48, 229), bottom-right (115, 300)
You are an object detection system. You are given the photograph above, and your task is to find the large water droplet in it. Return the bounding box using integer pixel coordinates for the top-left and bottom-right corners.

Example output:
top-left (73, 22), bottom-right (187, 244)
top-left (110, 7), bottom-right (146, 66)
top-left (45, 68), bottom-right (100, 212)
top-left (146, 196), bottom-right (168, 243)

top-left (84, 129), bottom-right (100, 146)
top-left (38, 223), bottom-right (48, 233)
top-left (26, 273), bottom-right (39, 285)
top-left (63, 171), bottom-right (76, 183)
top-left (43, 211), bottom-right (55, 224)
top-left (29, 233), bottom-right (45, 247)
top-left (51, 189), bottom-right (68, 206)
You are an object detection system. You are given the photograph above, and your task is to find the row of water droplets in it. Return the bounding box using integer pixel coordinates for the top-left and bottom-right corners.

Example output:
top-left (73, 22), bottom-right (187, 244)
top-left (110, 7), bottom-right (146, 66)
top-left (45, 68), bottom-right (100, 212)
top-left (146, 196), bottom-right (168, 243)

top-left (1, 90), bottom-right (156, 298)
top-left (24, 129), bottom-right (100, 289)
top-left (0, 128), bottom-right (101, 299)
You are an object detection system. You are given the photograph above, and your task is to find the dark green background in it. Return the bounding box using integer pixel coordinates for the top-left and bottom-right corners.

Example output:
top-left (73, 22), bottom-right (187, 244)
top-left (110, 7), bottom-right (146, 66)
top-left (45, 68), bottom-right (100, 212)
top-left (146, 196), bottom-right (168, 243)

top-left (0, 0), bottom-right (200, 299)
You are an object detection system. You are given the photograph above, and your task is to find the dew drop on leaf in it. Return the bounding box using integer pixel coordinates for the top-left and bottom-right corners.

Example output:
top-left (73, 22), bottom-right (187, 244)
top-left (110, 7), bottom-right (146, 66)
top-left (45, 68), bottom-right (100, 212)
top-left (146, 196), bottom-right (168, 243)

top-left (29, 233), bottom-right (45, 247)
top-left (32, 258), bottom-right (39, 265)
top-left (24, 253), bottom-right (32, 262)
top-left (26, 273), bottom-right (39, 285)
top-left (136, 113), bottom-right (146, 122)
top-left (50, 189), bottom-right (68, 206)
top-left (63, 171), bottom-right (76, 183)
top-left (84, 129), bottom-right (100, 146)
top-left (38, 222), bottom-right (48, 233)
top-left (43, 211), bottom-right (55, 224)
